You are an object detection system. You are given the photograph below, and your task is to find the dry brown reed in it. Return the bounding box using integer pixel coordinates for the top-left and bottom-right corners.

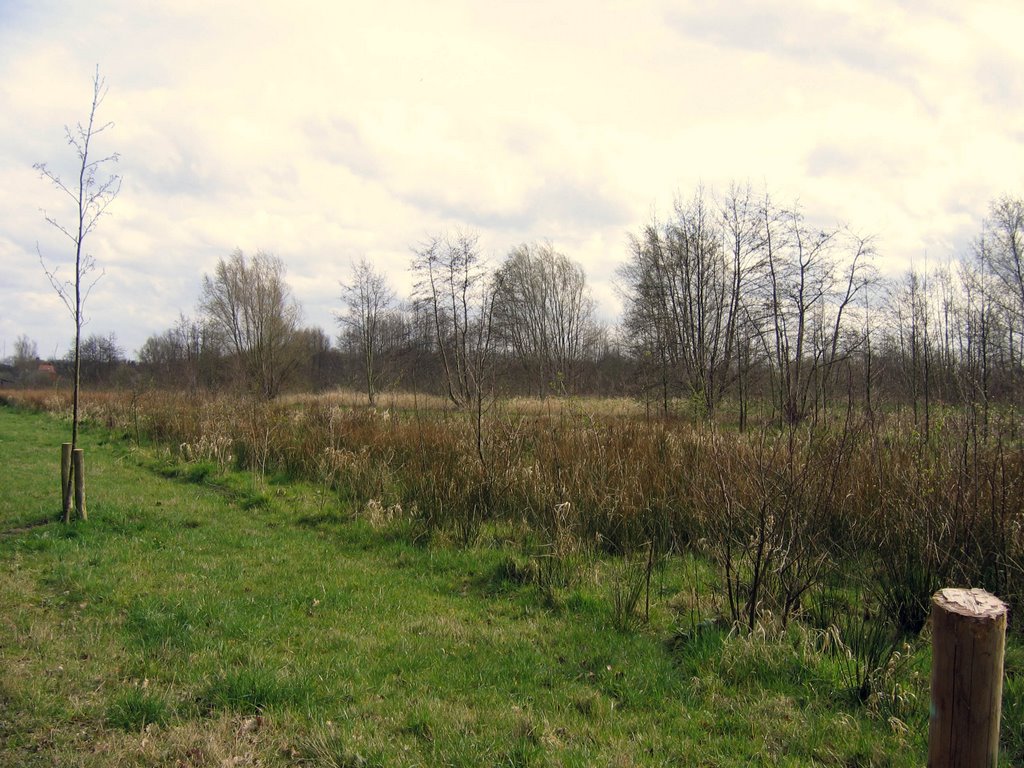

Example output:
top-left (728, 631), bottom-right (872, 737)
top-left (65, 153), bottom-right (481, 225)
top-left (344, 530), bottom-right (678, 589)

top-left (5, 386), bottom-right (1022, 633)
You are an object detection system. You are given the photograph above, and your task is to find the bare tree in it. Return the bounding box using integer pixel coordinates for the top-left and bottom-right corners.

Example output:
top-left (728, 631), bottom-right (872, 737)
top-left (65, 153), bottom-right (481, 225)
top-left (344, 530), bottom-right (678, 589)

top-left (754, 198), bottom-right (873, 425)
top-left (961, 244), bottom-right (1003, 432)
top-left (13, 335), bottom-right (39, 370)
top-left (619, 186), bottom-right (757, 418)
top-left (35, 66), bottom-right (121, 521)
top-left (138, 314), bottom-right (214, 391)
top-left (412, 230), bottom-right (497, 464)
top-left (492, 242), bottom-right (597, 395)
top-left (338, 257), bottom-right (395, 405)
top-left (982, 197), bottom-right (1024, 331)
top-left (199, 249), bottom-right (303, 399)
top-left (292, 326), bottom-right (337, 392)
top-left (977, 197), bottom-right (1024, 399)
top-left (74, 331), bottom-right (124, 386)
top-left (619, 219), bottom-right (675, 414)
top-left (890, 266), bottom-right (934, 436)
top-left (722, 184), bottom-right (766, 428)
top-left (412, 231), bottom-right (493, 408)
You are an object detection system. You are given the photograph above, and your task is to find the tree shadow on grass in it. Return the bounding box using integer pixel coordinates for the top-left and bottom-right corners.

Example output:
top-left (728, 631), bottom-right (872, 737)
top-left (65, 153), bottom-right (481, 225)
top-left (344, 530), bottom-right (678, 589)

top-left (0, 515), bottom-right (56, 538)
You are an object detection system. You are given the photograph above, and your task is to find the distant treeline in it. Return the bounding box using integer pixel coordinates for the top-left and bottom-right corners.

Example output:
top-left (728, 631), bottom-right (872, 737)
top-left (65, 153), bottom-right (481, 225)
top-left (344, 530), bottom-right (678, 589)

top-left (10, 186), bottom-right (1024, 427)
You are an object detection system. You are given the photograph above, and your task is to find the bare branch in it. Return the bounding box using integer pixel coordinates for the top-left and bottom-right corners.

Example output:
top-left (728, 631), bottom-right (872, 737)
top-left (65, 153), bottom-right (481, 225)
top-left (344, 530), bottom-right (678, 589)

top-left (34, 65), bottom-right (120, 474)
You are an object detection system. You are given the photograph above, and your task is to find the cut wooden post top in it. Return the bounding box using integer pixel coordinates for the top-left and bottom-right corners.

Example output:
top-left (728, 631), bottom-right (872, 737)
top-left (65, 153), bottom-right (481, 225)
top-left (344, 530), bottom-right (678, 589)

top-left (933, 588), bottom-right (1007, 620)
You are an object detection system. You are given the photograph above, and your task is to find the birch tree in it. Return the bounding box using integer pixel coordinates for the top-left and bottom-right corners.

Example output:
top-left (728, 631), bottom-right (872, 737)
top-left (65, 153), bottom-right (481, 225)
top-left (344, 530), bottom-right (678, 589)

top-left (338, 257), bottom-right (395, 405)
top-left (35, 66), bottom-right (121, 521)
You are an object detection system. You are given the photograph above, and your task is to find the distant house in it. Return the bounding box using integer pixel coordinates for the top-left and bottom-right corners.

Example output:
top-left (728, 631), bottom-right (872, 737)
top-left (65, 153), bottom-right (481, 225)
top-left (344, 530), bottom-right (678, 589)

top-left (37, 363), bottom-right (58, 383)
top-left (0, 364), bottom-right (14, 388)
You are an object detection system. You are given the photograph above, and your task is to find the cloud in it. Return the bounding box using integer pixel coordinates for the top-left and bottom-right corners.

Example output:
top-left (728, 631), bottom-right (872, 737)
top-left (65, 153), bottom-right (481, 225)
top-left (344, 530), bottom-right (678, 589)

top-left (303, 117), bottom-right (382, 180)
top-left (666, 1), bottom-right (906, 73)
top-left (663, 1), bottom-right (972, 85)
top-left (1, 0), bottom-right (1022, 358)
top-left (804, 140), bottom-right (919, 181)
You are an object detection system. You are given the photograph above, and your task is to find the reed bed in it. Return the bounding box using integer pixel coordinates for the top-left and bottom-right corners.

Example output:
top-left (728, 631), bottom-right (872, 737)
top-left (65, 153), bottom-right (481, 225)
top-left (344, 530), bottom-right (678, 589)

top-left (6, 387), bottom-right (1023, 634)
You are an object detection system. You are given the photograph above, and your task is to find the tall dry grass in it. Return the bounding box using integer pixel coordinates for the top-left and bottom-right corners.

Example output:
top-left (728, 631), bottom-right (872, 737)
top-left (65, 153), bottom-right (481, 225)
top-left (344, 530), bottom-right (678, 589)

top-left (5, 386), bottom-right (1022, 633)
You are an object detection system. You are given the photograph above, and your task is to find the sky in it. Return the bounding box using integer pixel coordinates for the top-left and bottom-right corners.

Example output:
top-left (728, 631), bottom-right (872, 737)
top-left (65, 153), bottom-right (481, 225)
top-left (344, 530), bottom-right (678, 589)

top-left (1, 0), bottom-right (1022, 360)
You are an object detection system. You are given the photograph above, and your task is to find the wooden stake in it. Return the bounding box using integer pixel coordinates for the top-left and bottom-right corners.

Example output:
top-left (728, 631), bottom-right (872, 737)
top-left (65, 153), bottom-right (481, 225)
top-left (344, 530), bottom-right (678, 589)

top-left (72, 448), bottom-right (87, 521)
top-left (61, 443), bottom-right (72, 523)
top-left (928, 587), bottom-right (1007, 768)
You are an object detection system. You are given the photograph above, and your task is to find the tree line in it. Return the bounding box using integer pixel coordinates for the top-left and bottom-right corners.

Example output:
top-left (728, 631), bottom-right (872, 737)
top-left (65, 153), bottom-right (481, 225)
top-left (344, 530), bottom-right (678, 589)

top-left (12, 184), bottom-right (1023, 426)
top-left (133, 233), bottom-right (610, 406)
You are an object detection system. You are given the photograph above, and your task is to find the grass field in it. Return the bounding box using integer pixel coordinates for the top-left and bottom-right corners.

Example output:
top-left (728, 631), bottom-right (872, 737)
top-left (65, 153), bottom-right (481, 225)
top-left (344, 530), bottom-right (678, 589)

top-left (1, 402), bottom-right (1019, 766)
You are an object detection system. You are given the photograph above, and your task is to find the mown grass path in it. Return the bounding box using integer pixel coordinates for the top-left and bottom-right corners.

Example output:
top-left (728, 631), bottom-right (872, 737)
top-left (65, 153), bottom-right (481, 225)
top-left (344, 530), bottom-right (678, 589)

top-left (0, 405), bottom-right (928, 766)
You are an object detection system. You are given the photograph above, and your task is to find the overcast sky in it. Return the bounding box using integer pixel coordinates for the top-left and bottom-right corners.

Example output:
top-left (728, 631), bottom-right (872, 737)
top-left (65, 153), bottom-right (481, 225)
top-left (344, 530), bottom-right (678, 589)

top-left (2, 0), bottom-right (1022, 360)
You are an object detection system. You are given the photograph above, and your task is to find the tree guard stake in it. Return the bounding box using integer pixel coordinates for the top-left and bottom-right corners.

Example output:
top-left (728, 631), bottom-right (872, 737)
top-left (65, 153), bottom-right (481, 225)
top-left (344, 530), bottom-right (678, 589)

top-left (928, 587), bottom-right (1007, 768)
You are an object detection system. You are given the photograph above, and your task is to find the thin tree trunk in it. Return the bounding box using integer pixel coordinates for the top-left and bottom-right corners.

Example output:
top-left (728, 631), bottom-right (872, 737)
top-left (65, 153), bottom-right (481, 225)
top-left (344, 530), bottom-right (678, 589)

top-left (73, 448), bottom-right (87, 521)
top-left (61, 443), bottom-right (72, 522)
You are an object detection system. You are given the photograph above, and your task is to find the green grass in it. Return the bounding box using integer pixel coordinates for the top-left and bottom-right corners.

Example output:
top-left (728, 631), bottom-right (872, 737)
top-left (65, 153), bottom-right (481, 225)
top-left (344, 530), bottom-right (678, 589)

top-left (106, 687), bottom-right (173, 730)
top-left (0, 404), bottom-right (988, 765)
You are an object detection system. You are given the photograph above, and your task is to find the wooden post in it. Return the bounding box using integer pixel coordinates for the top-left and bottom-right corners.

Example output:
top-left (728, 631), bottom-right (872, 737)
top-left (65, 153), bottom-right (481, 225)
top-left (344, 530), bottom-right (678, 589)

top-left (72, 448), bottom-right (87, 521)
top-left (61, 443), bottom-right (72, 523)
top-left (928, 587), bottom-right (1007, 768)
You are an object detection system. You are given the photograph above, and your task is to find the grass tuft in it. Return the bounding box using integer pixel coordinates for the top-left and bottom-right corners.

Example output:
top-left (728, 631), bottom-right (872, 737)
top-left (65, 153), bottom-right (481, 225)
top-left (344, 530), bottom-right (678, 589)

top-left (184, 460), bottom-right (218, 484)
top-left (106, 687), bottom-right (172, 730)
top-left (197, 666), bottom-right (314, 714)
top-left (125, 599), bottom-right (197, 654)
top-left (297, 729), bottom-right (387, 768)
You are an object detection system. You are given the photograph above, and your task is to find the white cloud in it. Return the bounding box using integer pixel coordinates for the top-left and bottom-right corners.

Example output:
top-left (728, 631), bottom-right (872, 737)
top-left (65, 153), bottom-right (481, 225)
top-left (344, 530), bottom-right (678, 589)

top-left (1, 0), bottom-right (1021, 358)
